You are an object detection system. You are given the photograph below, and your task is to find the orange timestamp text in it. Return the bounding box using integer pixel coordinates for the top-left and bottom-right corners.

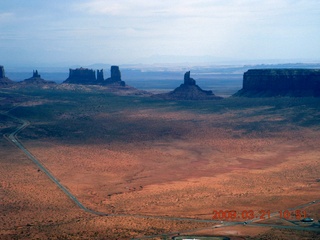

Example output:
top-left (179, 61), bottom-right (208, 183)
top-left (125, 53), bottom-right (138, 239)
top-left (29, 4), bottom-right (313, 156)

top-left (212, 209), bottom-right (307, 220)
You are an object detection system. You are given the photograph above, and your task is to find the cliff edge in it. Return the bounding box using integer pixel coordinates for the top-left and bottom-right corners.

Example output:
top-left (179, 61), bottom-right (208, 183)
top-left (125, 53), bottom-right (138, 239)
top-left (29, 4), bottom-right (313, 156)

top-left (234, 69), bottom-right (320, 97)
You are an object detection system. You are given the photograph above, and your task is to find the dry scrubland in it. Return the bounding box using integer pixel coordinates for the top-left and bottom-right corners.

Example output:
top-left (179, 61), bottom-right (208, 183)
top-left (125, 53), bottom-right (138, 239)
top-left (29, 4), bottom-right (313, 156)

top-left (1, 88), bottom-right (320, 239)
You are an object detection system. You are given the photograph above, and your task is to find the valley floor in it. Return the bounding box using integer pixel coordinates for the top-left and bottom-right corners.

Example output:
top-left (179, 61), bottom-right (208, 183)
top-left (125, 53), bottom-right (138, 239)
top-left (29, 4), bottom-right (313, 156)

top-left (1, 88), bottom-right (320, 239)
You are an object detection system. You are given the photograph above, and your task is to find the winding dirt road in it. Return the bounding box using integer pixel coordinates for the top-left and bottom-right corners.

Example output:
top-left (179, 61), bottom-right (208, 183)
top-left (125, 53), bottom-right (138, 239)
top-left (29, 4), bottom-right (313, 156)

top-left (2, 111), bottom-right (319, 239)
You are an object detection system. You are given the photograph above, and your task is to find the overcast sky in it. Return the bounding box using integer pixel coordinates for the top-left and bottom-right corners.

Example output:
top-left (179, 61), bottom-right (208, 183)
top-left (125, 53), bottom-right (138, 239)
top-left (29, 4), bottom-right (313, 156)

top-left (1, 0), bottom-right (320, 67)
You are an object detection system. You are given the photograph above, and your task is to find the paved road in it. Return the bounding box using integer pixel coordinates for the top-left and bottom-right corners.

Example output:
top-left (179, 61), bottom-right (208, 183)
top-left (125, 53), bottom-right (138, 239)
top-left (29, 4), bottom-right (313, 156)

top-left (2, 111), bottom-right (320, 239)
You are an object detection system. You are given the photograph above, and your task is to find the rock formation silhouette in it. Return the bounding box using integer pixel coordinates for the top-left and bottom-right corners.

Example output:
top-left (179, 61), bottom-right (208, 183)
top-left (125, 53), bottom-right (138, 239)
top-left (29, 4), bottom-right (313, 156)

top-left (103, 66), bottom-right (125, 86)
top-left (97, 69), bottom-right (104, 82)
top-left (20, 70), bottom-right (56, 85)
top-left (0, 65), bottom-right (15, 87)
top-left (63, 66), bottom-right (125, 86)
top-left (32, 70), bottom-right (40, 78)
top-left (234, 69), bottom-right (320, 97)
top-left (0, 65), bottom-right (5, 79)
top-left (63, 67), bottom-right (97, 85)
top-left (184, 71), bottom-right (196, 85)
top-left (155, 71), bottom-right (222, 100)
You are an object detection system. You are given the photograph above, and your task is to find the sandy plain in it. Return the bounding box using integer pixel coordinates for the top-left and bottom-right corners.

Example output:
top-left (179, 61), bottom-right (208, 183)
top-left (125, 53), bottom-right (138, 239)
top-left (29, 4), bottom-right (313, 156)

top-left (1, 88), bottom-right (320, 239)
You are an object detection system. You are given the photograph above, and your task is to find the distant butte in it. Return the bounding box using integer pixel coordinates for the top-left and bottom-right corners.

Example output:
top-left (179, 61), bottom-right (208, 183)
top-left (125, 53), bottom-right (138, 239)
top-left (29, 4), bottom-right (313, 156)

top-left (63, 67), bottom-right (97, 85)
top-left (154, 71), bottom-right (222, 100)
top-left (0, 65), bottom-right (15, 87)
top-left (103, 66), bottom-right (126, 86)
top-left (234, 69), bottom-right (320, 97)
top-left (19, 70), bottom-right (56, 85)
top-left (63, 66), bottom-right (126, 86)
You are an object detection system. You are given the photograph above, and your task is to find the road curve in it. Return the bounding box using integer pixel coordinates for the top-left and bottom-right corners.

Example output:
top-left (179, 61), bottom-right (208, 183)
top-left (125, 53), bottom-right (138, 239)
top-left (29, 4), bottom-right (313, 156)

top-left (2, 111), bottom-right (320, 238)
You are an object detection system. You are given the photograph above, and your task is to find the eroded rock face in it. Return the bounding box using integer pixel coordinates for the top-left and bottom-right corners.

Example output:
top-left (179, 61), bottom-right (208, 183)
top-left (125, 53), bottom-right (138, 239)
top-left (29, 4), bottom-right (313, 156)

top-left (154, 71), bottom-right (222, 100)
top-left (111, 66), bottom-right (121, 81)
top-left (184, 71), bottom-right (196, 85)
top-left (0, 65), bottom-right (15, 87)
top-left (234, 69), bottom-right (320, 97)
top-left (103, 66), bottom-right (126, 86)
top-left (0, 66), bottom-right (5, 79)
top-left (20, 70), bottom-right (56, 85)
top-left (64, 67), bottom-right (97, 85)
top-left (63, 66), bottom-right (126, 86)
top-left (32, 70), bottom-right (40, 78)
top-left (97, 69), bottom-right (104, 82)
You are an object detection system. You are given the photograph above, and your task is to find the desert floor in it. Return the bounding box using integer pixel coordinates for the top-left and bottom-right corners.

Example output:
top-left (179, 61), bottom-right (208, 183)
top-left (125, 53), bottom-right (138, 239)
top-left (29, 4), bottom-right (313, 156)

top-left (1, 88), bottom-right (320, 239)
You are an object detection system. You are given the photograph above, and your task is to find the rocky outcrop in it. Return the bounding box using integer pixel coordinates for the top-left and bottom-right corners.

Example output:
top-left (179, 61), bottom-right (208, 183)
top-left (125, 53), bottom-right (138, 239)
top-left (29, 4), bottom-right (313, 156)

top-left (0, 65), bottom-right (15, 87)
top-left (154, 71), bottom-right (222, 100)
top-left (0, 65), bottom-right (5, 79)
top-left (63, 66), bottom-right (126, 86)
top-left (184, 71), bottom-right (196, 85)
top-left (63, 67), bottom-right (97, 85)
top-left (32, 70), bottom-right (40, 78)
top-left (103, 66), bottom-right (125, 86)
top-left (111, 66), bottom-right (121, 81)
top-left (97, 69), bottom-right (104, 82)
top-left (234, 69), bottom-right (320, 97)
top-left (19, 70), bottom-right (56, 85)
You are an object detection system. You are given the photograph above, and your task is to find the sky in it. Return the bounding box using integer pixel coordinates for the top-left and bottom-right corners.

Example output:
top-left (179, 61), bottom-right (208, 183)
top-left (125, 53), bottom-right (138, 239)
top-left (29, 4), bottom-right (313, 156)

top-left (1, 0), bottom-right (320, 67)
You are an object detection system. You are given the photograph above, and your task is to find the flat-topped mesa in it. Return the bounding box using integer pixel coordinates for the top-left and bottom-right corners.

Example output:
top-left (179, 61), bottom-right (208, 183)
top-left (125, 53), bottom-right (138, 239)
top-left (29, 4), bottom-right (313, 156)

top-left (63, 66), bottom-right (126, 86)
top-left (0, 65), bottom-right (15, 87)
top-left (63, 67), bottom-right (97, 85)
top-left (20, 70), bottom-right (55, 85)
top-left (103, 66), bottom-right (126, 86)
top-left (234, 69), bottom-right (320, 97)
top-left (154, 71), bottom-right (222, 100)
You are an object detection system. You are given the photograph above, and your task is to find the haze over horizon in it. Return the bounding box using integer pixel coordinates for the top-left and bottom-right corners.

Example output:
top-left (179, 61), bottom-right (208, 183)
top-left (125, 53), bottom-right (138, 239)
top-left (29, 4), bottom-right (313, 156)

top-left (1, 0), bottom-right (320, 68)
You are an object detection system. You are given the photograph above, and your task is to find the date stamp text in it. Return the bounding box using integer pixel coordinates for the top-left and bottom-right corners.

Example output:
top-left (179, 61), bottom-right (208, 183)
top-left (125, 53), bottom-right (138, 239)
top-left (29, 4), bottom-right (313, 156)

top-left (212, 209), bottom-right (307, 220)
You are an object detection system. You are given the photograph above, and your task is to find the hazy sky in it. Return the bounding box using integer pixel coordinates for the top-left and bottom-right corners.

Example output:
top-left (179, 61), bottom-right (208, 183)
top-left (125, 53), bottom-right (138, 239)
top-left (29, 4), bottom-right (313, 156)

top-left (1, 0), bottom-right (320, 67)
